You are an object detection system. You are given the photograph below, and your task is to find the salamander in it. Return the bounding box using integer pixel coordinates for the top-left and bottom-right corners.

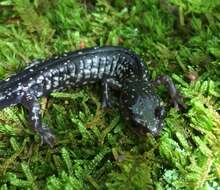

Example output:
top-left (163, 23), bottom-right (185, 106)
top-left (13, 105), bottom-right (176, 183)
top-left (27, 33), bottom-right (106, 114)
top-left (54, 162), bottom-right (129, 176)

top-left (0, 46), bottom-right (183, 147)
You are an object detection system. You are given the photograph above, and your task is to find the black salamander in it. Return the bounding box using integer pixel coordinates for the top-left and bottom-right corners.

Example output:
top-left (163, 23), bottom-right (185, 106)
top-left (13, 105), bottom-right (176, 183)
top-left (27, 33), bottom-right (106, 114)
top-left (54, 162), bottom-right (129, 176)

top-left (0, 46), bottom-right (183, 147)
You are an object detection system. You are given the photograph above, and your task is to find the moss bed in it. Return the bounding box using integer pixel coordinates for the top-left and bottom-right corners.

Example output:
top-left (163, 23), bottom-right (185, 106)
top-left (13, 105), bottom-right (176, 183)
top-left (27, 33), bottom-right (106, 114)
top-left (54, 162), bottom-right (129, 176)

top-left (0, 0), bottom-right (220, 189)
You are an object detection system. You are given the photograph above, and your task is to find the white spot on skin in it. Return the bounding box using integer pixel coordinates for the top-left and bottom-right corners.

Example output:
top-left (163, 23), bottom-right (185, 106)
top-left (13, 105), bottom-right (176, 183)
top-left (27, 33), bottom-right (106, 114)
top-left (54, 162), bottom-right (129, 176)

top-left (53, 76), bottom-right (59, 81)
top-left (110, 57), bottom-right (119, 76)
top-left (37, 91), bottom-right (43, 97)
top-left (59, 67), bottom-right (65, 73)
top-left (105, 63), bottom-right (111, 74)
top-left (84, 69), bottom-right (91, 79)
top-left (46, 82), bottom-right (51, 90)
top-left (70, 71), bottom-right (75, 77)
top-left (91, 68), bottom-right (98, 78)
top-left (68, 64), bottom-right (75, 76)
top-left (63, 74), bottom-right (70, 81)
top-left (28, 80), bottom-right (36, 88)
top-left (86, 59), bottom-right (92, 65)
top-left (53, 81), bottom-right (59, 88)
top-left (98, 67), bottom-right (105, 79)
top-left (76, 72), bottom-right (82, 83)
top-left (79, 60), bottom-right (84, 70)
top-left (22, 86), bottom-right (29, 91)
top-left (46, 85), bottom-right (51, 90)
top-left (151, 127), bottom-right (158, 134)
top-left (37, 75), bottom-right (44, 84)
top-left (59, 76), bottom-right (63, 82)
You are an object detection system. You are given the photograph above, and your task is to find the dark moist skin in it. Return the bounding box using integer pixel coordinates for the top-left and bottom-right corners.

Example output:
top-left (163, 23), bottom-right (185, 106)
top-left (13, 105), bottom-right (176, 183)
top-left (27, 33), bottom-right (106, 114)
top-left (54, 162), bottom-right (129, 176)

top-left (0, 46), bottom-right (183, 147)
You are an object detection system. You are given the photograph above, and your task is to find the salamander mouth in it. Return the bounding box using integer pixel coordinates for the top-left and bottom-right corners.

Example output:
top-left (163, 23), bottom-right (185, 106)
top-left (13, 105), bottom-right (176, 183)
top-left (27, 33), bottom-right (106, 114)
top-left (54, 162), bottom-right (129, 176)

top-left (132, 118), bottom-right (164, 136)
top-left (149, 121), bottom-right (164, 136)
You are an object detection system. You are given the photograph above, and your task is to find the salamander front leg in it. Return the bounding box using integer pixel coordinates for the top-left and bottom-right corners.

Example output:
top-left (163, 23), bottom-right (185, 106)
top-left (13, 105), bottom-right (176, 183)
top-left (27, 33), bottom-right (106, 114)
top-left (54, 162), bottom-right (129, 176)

top-left (101, 78), bottom-right (121, 109)
top-left (102, 80), bottom-right (112, 109)
top-left (152, 75), bottom-right (186, 109)
top-left (21, 94), bottom-right (55, 147)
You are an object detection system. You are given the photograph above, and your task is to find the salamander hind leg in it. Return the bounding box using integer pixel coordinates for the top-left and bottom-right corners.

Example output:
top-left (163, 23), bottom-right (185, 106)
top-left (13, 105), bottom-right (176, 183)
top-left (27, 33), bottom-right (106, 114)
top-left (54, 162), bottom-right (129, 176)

top-left (21, 93), bottom-right (55, 147)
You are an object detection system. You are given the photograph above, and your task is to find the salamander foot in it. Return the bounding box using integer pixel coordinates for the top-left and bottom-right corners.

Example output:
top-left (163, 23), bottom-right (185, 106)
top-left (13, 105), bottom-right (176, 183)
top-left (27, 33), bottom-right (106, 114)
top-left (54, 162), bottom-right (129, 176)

top-left (39, 125), bottom-right (55, 148)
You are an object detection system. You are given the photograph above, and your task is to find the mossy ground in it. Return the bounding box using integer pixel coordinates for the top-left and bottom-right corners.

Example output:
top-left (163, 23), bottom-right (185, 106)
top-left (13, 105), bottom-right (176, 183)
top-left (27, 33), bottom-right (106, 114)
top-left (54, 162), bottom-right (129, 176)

top-left (0, 0), bottom-right (219, 189)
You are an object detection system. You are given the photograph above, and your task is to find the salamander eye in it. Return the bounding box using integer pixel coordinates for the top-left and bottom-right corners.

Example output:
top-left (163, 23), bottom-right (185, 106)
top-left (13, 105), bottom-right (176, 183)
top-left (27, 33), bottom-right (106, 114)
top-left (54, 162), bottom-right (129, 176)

top-left (155, 106), bottom-right (165, 119)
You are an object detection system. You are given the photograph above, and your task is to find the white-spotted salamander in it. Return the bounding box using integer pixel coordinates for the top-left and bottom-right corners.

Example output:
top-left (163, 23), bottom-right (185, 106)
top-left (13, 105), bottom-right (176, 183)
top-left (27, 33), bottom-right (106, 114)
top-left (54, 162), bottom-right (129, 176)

top-left (0, 46), bottom-right (184, 147)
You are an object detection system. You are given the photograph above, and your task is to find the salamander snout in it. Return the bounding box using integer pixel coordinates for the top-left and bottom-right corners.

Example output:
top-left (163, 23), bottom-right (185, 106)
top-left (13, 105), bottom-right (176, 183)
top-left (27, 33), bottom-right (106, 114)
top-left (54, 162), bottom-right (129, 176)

top-left (124, 95), bottom-right (166, 136)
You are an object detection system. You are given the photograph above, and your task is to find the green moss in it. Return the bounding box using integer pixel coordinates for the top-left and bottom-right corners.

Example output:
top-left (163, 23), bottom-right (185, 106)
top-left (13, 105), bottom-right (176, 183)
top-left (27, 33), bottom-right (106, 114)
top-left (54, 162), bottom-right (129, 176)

top-left (0, 0), bottom-right (219, 189)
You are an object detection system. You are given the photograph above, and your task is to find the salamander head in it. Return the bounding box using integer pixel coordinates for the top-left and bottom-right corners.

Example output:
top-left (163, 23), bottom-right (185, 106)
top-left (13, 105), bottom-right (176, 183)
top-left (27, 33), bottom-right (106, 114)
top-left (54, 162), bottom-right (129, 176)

top-left (121, 81), bottom-right (166, 136)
